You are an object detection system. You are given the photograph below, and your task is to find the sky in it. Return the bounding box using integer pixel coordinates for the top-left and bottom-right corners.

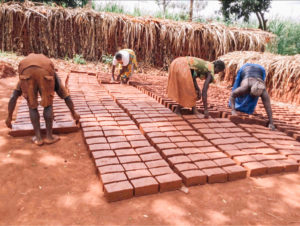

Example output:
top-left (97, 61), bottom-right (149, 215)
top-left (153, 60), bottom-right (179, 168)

top-left (94, 0), bottom-right (300, 21)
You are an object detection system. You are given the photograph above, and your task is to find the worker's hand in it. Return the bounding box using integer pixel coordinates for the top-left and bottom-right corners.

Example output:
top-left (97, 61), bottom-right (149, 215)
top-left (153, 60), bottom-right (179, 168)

top-left (111, 76), bottom-right (115, 82)
top-left (5, 116), bottom-right (12, 128)
top-left (231, 110), bottom-right (237, 116)
top-left (116, 75), bottom-right (121, 81)
top-left (72, 112), bottom-right (80, 124)
top-left (268, 123), bottom-right (275, 131)
top-left (204, 109), bottom-right (209, 119)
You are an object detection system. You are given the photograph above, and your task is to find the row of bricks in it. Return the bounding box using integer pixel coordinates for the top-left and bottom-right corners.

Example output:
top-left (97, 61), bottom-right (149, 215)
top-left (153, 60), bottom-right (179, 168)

top-left (131, 85), bottom-right (300, 174)
top-left (67, 77), bottom-right (183, 202)
top-left (102, 85), bottom-right (251, 187)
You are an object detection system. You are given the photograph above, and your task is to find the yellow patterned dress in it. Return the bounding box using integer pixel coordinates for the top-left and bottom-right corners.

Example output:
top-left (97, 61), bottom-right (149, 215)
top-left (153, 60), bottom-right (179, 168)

top-left (186, 57), bottom-right (215, 82)
top-left (117, 49), bottom-right (138, 79)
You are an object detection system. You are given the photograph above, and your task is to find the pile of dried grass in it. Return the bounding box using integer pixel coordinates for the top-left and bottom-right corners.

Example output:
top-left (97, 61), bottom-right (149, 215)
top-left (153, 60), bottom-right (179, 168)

top-left (0, 1), bottom-right (274, 67)
top-left (219, 51), bottom-right (300, 105)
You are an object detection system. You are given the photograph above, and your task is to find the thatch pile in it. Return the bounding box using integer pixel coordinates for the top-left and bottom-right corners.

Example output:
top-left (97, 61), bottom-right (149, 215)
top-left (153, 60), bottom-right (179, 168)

top-left (0, 1), bottom-right (274, 67)
top-left (219, 51), bottom-right (300, 105)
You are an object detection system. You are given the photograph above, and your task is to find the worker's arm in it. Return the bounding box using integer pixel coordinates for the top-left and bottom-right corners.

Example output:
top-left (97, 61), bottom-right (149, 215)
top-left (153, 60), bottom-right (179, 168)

top-left (261, 89), bottom-right (275, 130)
top-left (202, 73), bottom-right (213, 118)
top-left (111, 65), bottom-right (116, 81)
top-left (192, 76), bottom-right (201, 100)
top-left (6, 89), bottom-right (22, 128)
top-left (230, 84), bottom-right (249, 115)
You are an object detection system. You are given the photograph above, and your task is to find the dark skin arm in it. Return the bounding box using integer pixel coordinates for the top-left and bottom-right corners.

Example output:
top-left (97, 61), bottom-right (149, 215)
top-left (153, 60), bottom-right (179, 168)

top-left (261, 90), bottom-right (275, 130)
top-left (6, 89), bottom-right (22, 128)
top-left (112, 65), bottom-right (116, 81)
top-left (202, 73), bottom-right (213, 118)
top-left (192, 76), bottom-right (201, 100)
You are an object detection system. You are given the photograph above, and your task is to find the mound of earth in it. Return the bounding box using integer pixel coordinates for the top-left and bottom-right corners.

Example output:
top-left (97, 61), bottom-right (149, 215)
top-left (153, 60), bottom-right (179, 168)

top-left (0, 61), bottom-right (16, 78)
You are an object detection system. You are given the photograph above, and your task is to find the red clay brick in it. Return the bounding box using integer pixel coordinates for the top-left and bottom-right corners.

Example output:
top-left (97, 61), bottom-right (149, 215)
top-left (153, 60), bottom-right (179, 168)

top-left (122, 162), bottom-right (147, 171)
top-left (180, 148), bottom-right (199, 155)
top-left (188, 153), bottom-right (209, 162)
top-left (289, 155), bottom-right (300, 162)
top-left (104, 130), bottom-right (123, 137)
top-left (202, 168), bottom-right (228, 183)
top-left (126, 135), bottom-right (146, 141)
top-left (149, 167), bottom-right (174, 176)
top-left (278, 159), bottom-right (299, 172)
top-left (218, 144), bottom-right (239, 152)
top-left (214, 158), bottom-right (236, 167)
top-left (86, 137), bottom-right (107, 145)
top-left (104, 181), bottom-right (133, 202)
top-left (92, 150), bottom-right (115, 159)
top-left (261, 160), bottom-right (284, 174)
top-left (135, 146), bottom-right (157, 155)
top-left (89, 143), bottom-right (111, 152)
top-left (233, 155), bottom-right (256, 165)
top-left (174, 163), bottom-right (198, 172)
top-left (95, 157), bottom-right (119, 166)
top-left (145, 159), bottom-right (169, 168)
top-left (256, 148), bottom-right (278, 155)
top-left (118, 155), bottom-right (141, 164)
top-left (155, 173), bottom-right (182, 192)
top-left (115, 148), bottom-right (137, 156)
top-left (140, 153), bottom-right (162, 162)
top-left (242, 162), bottom-right (267, 176)
top-left (107, 136), bottom-right (127, 143)
top-left (131, 177), bottom-right (159, 196)
top-left (126, 169), bottom-right (152, 180)
top-left (84, 131), bottom-right (104, 138)
top-left (110, 142), bottom-right (131, 150)
top-left (100, 172), bottom-right (127, 184)
top-left (193, 141), bottom-right (212, 147)
top-left (168, 155), bottom-right (191, 166)
top-left (123, 130), bottom-right (142, 135)
top-left (197, 146), bottom-right (219, 153)
top-left (156, 142), bottom-right (177, 150)
top-left (180, 170), bottom-right (207, 186)
top-left (223, 165), bottom-right (247, 181)
top-left (195, 160), bottom-right (218, 169)
top-left (130, 140), bottom-right (151, 148)
top-left (203, 133), bottom-right (222, 140)
top-left (169, 137), bottom-right (188, 143)
top-left (147, 132), bottom-right (167, 138)
top-left (98, 164), bottom-right (124, 174)
top-left (181, 130), bottom-right (198, 136)
top-left (151, 137), bottom-right (171, 144)
top-left (161, 148), bottom-right (184, 158)
top-left (207, 152), bottom-right (228, 160)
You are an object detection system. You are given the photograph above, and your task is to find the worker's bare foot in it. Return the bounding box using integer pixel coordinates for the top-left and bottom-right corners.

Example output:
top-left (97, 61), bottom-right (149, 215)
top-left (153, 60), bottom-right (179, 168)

top-left (44, 135), bottom-right (60, 145)
top-left (32, 136), bottom-right (43, 146)
top-left (204, 110), bottom-right (209, 119)
top-left (268, 124), bottom-right (276, 131)
top-left (231, 110), bottom-right (238, 116)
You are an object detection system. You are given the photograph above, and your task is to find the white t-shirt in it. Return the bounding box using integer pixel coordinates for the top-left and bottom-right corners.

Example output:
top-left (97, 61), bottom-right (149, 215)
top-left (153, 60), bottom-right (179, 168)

top-left (112, 50), bottom-right (130, 66)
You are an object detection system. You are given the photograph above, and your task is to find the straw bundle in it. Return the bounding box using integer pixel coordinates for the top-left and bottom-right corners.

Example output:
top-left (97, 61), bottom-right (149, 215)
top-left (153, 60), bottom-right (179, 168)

top-left (219, 51), bottom-right (300, 105)
top-left (0, 2), bottom-right (274, 67)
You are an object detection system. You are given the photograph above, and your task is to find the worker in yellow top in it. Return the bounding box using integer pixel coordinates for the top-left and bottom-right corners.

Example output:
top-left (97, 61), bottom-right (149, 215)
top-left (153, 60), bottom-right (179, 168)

top-left (111, 49), bottom-right (138, 84)
top-left (167, 57), bottom-right (225, 117)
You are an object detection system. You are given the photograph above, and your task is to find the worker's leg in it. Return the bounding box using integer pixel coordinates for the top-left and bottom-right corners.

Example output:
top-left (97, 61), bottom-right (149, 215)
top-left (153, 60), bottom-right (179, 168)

top-left (43, 105), bottom-right (60, 144)
top-left (29, 107), bottom-right (43, 145)
top-left (230, 78), bottom-right (251, 115)
top-left (174, 105), bottom-right (182, 115)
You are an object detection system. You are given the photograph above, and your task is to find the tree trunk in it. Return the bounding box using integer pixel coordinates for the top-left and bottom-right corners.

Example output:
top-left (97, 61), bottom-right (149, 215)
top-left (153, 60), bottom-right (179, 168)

top-left (255, 12), bottom-right (263, 30)
top-left (163, 0), bottom-right (167, 17)
top-left (260, 12), bottom-right (267, 31)
top-left (189, 0), bottom-right (194, 21)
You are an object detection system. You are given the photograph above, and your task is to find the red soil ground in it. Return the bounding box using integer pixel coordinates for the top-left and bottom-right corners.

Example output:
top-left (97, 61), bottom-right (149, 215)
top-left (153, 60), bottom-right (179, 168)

top-left (0, 64), bottom-right (300, 225)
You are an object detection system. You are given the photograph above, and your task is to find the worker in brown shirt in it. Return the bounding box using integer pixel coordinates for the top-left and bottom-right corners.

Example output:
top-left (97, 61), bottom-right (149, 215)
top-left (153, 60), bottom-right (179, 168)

top-left (5, 53), bottom-right (80, 145)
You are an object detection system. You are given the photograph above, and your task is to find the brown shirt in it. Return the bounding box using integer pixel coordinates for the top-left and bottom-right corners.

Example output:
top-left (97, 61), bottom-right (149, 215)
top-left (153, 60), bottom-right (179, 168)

top-left (18, 53), bottom-right (55, 76)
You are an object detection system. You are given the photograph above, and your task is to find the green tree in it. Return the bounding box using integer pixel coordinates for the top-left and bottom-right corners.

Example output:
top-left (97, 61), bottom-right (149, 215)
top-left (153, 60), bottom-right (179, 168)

top-left (219, 0), bottom-right (272, 30)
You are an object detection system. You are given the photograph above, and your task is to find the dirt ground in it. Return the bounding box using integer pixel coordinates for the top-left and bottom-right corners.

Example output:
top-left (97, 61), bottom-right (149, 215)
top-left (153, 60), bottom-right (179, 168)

top-left (1, 75), bottom-right (300, 225)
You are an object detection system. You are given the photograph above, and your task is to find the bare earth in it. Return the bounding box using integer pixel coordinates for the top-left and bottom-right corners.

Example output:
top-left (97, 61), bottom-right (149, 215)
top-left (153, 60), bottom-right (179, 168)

top-left (1, 74), bottom-right (300, 225)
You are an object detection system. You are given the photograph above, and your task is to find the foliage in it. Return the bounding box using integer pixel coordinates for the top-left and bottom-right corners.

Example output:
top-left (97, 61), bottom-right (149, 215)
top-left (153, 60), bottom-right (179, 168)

top-left (155, 0), bottom-right (173, 15)
top-left (101, 54), bottom-right (113, 65)
top-left (97, 2), bottom-right (124, 14)
top-left (73, 54), bottom-right (86, 64)
top-left (267, 18), bottom-right (300, 55)
top-left (219, 0), bottom-right (271, 30)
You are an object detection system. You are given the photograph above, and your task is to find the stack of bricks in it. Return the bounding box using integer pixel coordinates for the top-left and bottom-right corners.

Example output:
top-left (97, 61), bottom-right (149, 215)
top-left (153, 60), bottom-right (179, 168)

top-left (10, 95), bottom-right (78, 136)
top-left (132, 79), bottom-right (300, 140)
top-left (103, 84), bottom-right (248, 186)
top-left (182, 116), bottom-right (299, 176)
top-left (240, 124), bottom-right (300, 165)
top-left (67, 73), bottom-right (182, 202)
